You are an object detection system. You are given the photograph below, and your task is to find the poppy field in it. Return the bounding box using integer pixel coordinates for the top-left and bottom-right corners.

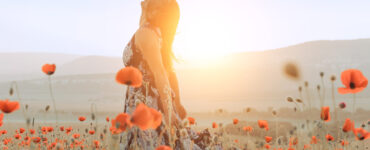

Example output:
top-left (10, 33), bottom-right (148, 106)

top-left (0, 62), bottom-right (368, 150)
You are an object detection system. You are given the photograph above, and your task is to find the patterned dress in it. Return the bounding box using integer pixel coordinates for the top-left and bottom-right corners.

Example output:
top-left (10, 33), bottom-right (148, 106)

top-left (122, 24), bottom-right (212, 150)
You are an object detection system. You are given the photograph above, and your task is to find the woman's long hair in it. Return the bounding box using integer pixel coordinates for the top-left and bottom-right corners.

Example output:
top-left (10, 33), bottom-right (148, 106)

top-left (146, 0), bottom-right (179, 73)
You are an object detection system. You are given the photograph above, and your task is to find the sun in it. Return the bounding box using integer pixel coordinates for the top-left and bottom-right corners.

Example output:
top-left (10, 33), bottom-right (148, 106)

top-left (172, 15), bottom-right (236, 67)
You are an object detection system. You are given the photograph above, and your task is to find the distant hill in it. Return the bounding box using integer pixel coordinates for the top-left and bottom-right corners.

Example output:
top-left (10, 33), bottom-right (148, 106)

top-left (0, 39), bottom-right (370, 112)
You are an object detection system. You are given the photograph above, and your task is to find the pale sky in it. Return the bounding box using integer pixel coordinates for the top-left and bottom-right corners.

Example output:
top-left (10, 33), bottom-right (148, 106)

top-left (1, 0), bottom-right (370, 61)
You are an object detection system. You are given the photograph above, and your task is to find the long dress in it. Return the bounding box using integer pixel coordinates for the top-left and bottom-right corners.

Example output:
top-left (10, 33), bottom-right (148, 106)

top-left (122, 24), bottom-right (212, 150)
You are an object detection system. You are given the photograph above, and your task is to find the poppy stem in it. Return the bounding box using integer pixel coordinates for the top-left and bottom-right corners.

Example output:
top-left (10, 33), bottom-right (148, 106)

top-left (11, 81), bottom-right (27, 122)
top-left (47, 75), bottom-right (58, 124)
top-left (352, 94), bottom-right (356, 116)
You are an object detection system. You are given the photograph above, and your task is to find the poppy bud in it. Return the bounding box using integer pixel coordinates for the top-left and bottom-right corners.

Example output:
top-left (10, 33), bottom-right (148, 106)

top-left (45, 105), bottom-right (50, 112)
top-left (9, 88), bottom-right (13, 96)
top-left (296, 99), bottom-right (303, 103)
top-left (320, 72), bottom-right (324, 77)
top-left (304, 81), bottom-right (309, 87)
top-left (298, 86), bottom-right (302, 92)
top-left (317, 85), bottom-right (321, 90)
top-left (339, 102), bottom-right (346, 109)
top-left (272, 110), bottom-right (277, 116)
top-left (330, 75), bottom-right (336, 81)
top-left (286, 97), bottom-right (294, 102)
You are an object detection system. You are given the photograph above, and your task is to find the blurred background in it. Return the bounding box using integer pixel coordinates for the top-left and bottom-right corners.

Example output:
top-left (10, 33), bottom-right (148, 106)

top-left (0, 0), bottom-right (370, 118)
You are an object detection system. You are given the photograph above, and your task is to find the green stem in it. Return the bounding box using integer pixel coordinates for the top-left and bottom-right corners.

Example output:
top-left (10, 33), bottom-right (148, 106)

top-left (48, 76), bottom-right (58, 124)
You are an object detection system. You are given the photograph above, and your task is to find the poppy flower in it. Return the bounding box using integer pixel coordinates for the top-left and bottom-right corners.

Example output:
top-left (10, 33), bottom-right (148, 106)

top-left (188, 117), bottom-right (195, 125)
top-left (106, 117), bottom-right (110, 122)
top-left (342, 118), bottom-right (354, 132)
top-left (258, 120), bottom-right (269, 131)
top-left (0, 99), bottom-right (20, 113)
top-left (233, 118), bottom-right (239, 125)
top-left (289, 137), bottom-right (298, 146)
top-left (73, 133), bottom-right (80, 139)
top-left (212, 122), bottom-right (218, 129)
top-left (111, 113), bottom-right (131, 134)
top-left (0, 113), bottom-right (3, 127)
top-left (19, 128), bottom-right (25, 134)
top-left (93, 140), bottom-right (100, 148)
top-left (32, 137), bottom-right (41, 143)
top-left (352, 128), bottom-right (370, 140)
top-left (131, 103), bottom-right (162, 130)
top-left (29, 129), bottom-right (35, 135)
top-left (60, 126), bottom-right (64, 131)
top-left (14, 134), bottom-right (21, 139)
top-left (265, 144), bottom-right (270, 149)
top-left (265, 136), bottom-right (272, 143)
top-left (47, 127), bottom-right (53, 132)
top-left (303, 145), bottom-right (311, 149)
top-left (310, 136), bottom-right (318, 144)
top-left (116, 66), bottom-right (143, 88)
top-left (156, 145), bottom-right (172, 150)
top-left (78, 116), bottom-right (86, 122)
top-left (338, 69), bottom-right (368, 94)
top-left (341, 140), bottom-right (349, 146)
top-left (89, 130), bottom-right (95, 135)
top-left (326, 134), bottom-right (334, 141)
top-left (243, 126), bottom-right (253, 132)
top-left (42, 64), bottom-right (56, 75)
top-left (320, 107), bottom-right (330, 122)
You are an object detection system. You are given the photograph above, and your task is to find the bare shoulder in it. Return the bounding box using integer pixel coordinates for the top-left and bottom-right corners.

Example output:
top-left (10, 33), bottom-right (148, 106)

top-left (134, 27), bottom-right (161, 54)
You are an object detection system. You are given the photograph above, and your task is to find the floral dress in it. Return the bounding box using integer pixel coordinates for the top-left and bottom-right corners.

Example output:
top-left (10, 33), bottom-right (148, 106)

top-left (122, 24), bottom-right (213, 150)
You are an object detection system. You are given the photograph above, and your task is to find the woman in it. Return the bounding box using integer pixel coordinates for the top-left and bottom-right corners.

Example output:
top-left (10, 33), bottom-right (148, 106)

top-left (122, 0), bottom-right (211, 149)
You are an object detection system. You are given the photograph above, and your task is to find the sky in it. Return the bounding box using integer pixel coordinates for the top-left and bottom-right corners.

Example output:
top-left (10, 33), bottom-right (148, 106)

top-left (1, 0), bottom-right (370, 61)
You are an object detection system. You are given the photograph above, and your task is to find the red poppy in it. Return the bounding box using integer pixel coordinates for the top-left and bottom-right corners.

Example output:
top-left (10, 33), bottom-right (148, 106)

top-left (0, 113), bottom-right (3, 127)
top-left (320, 107), bottom-right (330, 122)
top-left (0, 99), bottom-right (20, 113)
top-left (243, 126), bottom-right (253, 132)
top-left (73, 133), bottom-right (80, 139)
top-left (42, 64), bottom-right (56, 75)
top-left (116, 66), bottom-right (143, 88)
top-left (78, 116), bottom-right (86, 122)
top-left (188, 117), bottom-right (195, 125)
top-left (60, 126), bottom-right (64, 131)
top-left (233, 118), bottom-right (239, 125)
top-left (326, 134), bottom-right (334, 141)
top-left (110, 113), bottom-right (131, 134)
top-left (47, 127), bottom-right (53, 132)
top-left (93, 140), bottom-right (100, 148)
top-left (29, 129), bottom-right (35, 135)
top-left (342, 118), bottom-right (354, 132)
top-left (89, 130), bottom-right (95, 135)
top-left (265, 144), bottom-right (270, 149)
top-left (19, 128), bottom-right (25, 134)
top-left (265, 136), bottom-right (272, 143)
top-left (14, 134), bottom-right (21, 139)
top-left (303, 145), bottom-right (311, 149)
top-left (341, 140), bottom-right (349, 146)
top-left (310, 136), bottom-right (318, 144)
top-left (258, 120), bottom-right (269, 131)
top-left (131, 103), bottom-right (162, 130)
top-left (156, 145), bottom-right (172, 150)
top-left (106, 117), bottom-right (110, 122)
top-left (352, 128), bottom-right (370, 141)
top-left (212, 122), bottom-right (218, 129)
top-left (338, 69), bottom-right (368, 94)
top-left (32, 137), bottom-right (41, 143)
top-left (289, 137), bottom-right (298, 146)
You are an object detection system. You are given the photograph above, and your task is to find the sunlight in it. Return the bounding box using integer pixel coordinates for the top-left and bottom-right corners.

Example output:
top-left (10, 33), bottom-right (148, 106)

top-left (173, 15), bottom-right (235, 67)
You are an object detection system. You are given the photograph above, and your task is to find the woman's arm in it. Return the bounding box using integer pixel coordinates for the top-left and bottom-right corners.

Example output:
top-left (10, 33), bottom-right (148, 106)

top-left (168, 71), bottom-right (187, 119)
top-left (134, 27), bottom-right (175, 125)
